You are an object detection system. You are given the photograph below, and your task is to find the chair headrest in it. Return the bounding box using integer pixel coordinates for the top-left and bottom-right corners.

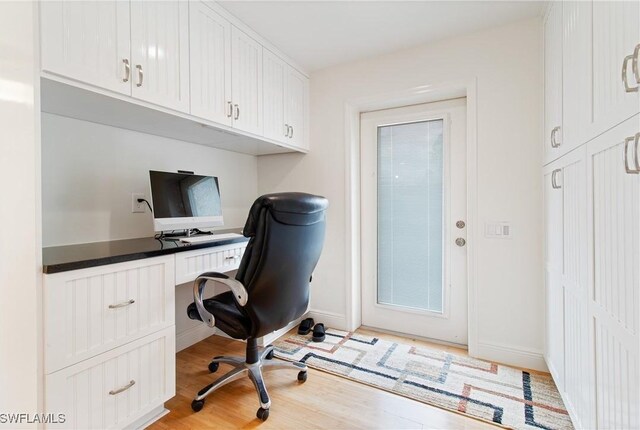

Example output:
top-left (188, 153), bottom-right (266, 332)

top-left (242, 192), bottom-right (328, 236)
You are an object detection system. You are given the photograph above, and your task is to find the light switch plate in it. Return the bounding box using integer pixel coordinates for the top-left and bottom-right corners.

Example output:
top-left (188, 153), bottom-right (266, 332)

top-left (485, 222), bottom-right (512, 239)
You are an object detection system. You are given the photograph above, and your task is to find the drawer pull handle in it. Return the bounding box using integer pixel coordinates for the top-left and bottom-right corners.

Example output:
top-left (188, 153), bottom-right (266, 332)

top-left (108, 299), bottom-right (135, 309)
top-left (109, 380), bottom-right (135, 395)
top-left (225, 255), bottom-right (240, 260)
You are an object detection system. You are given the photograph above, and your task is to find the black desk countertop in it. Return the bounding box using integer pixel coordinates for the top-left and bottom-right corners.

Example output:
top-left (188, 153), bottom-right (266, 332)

top-left (42, 229), bottom-right (249, 274)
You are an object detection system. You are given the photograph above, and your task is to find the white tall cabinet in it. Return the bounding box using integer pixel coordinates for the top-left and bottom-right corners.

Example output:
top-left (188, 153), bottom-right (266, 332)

top-left (543, 2), bottom-right (640, 429)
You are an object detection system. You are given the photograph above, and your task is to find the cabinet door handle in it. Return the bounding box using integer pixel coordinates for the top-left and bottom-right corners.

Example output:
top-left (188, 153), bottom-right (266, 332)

top-left (234, 104), bottom-right (240, 120)
top-left (289, 125), bottom-right (294, 139)
top-left (109, 380), bottom-right (135, 395)
top-left (136, 64), bottom-right (144, 87)
top-left (551, 126), bottom-right (561, 148)
top-left (633, 44), bottom-right (640, 84)
top-left (225, 255), bottom-right (240, 260)
top-left (635, 133), bottom-right (640, 172)
top-left (551, 169), bottom-right (562, 189)
top-left (108, 299), bottom-right (135, 309)
top-left (624, 135), bottom-right (639, 174)
top-left (622, 55), bottom-right (638, 93)
top-left (227, 101), bottom-right (233, 118)
top-left (284, 124), bottom-right (289, 137)
top-left (122, 59), bottom-right (130, 82)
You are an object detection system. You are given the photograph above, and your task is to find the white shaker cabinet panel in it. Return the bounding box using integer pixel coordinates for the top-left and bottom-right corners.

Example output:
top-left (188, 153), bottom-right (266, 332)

top-left (231, 26), bottom-right (263, 135)
top-left (586, 115), bottom-right (640, 430)
top-left (262, 49), bottom-right (287, 142)
top-left (189, 1), bottom-right (232, 125)
top-left (591, 1), bottom-right (640, 138)
top-left (130, 1), bottom-right (190, 113)
top-left (285, 67), bottom-right (309, 150)
top-left (40, 1), bottom-right (131, 95)
top-left (544, 2), bottom-right (564, 164)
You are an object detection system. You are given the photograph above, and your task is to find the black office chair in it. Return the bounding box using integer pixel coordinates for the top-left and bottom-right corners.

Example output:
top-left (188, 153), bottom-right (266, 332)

top-left (187, 192), bottom-right (328, 421)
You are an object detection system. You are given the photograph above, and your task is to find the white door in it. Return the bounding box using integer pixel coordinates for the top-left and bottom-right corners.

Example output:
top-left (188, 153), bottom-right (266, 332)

top-left (361, 98), bottom-right (467, 345)
top-left (40, 1), bottom-right (131, 95)
top-left (544, 2), bottom-right (563, 164)
top-left (262, 49), bottom-right (287, 142)
top-left (189, 1), bottom-right (232, 126)
top-left (285, 67), bottom-right (308, 149)
top-left (231, 26), bottom-right (263, 135)
top-left (130, 1), bottom-right (190, 113)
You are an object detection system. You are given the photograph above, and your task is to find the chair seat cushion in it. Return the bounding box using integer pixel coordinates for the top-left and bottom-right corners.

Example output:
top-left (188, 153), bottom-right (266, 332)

top-left (187, 291), bottom-right (252, 340)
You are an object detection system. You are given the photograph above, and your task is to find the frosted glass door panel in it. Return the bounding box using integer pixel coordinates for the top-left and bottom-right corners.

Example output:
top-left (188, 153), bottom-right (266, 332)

top-left (377, 119), bottom-right (444, 312)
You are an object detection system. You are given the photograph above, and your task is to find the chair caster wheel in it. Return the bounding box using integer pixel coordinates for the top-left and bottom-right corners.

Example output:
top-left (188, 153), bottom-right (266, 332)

top-left (256, 407), bottom-right (269, 421)
top-left (297, 370), bottom-right (307, 382)
top-left (191, 399), bottom-right (205, 412)
top-left (208, 361), bottom-right (219, 373)
top-left (265, 346), bottom-right (274, 360)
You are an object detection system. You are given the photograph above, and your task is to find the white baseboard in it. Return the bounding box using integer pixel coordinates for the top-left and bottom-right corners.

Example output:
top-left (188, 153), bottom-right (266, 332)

top-left (475, 341), bottom-right (548, 372)
top-left (308, 309), bottom-right (348, 331)
top-left (176, 324), bottom-right (215, 352)
top-left (545, 354), bottom-right (579, 429)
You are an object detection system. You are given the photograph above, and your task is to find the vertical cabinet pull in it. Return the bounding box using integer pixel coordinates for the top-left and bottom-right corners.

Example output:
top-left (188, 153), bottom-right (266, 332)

top-left (551, 169), bottom-right (562, 189)
top-left (284, 124), bottom-right (289, 137)
top-left (624, 135), bottom-right (640, 174)
top-left (633, 44), bottom-right (640, 85)
top-left (122, 59), bottom-right (130, 83)
top-left (622, 55), bottom-right (638, 93)
top-left (551, 126), bottom-right (561, 148)
top-left (136, 64), bottom-right (144, 87)
top-left (227, 101), bottom-right (233, 118)
top-left (234, 104), bottom-right (240, 120)
top-left (289, 126), bottom-right (294, 139)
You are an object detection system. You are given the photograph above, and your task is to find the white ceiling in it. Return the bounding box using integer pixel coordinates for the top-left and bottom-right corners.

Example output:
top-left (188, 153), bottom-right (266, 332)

top-left (218, 1), bottom-right (545, 72)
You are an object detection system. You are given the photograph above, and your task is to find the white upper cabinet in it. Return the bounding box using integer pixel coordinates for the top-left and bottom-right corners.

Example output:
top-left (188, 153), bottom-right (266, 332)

top-left (285, 67), bottom-right (309, 150)
top-left (591, 1), bottom-right (640, 137)
top-left (40, 1), bottom-right (131, 95)
top-left (130, 1), bottom-right (190, 113)
top-left (263, 49), bottom-right (287, 142)
top-left (231, 26), bottom-right (263, 135)
top-left (544, 2), bottom-right (563, 164)
top-left (189, 1), bottom-right (232, 125)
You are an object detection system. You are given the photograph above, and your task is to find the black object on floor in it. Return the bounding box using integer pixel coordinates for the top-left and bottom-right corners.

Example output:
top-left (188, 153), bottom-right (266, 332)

top-left (312, 323), bottom-right (326, 342)
top-left (298, 318), bottom-right (315, 335)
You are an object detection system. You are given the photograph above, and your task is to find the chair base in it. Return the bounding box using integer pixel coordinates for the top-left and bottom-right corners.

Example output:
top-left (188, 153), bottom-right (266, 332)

top-left (190, 338), bottom-right (307, 421)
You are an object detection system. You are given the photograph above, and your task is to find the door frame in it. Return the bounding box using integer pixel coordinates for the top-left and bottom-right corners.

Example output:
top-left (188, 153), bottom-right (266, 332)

top-left (343, 78), bottom-right (479, 354)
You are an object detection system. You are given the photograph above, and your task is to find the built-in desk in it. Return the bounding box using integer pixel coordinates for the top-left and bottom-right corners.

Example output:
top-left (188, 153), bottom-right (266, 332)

top-left (41, 230), bottom-right (249, 429)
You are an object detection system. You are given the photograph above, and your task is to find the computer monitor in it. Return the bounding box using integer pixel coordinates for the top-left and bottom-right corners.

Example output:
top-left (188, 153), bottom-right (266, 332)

top-left (149, 170), bottom-right (224, 232)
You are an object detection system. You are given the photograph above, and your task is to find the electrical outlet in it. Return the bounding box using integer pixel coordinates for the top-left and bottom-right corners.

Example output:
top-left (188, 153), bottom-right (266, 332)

top-left (132, 193), bottom-right (146, 213)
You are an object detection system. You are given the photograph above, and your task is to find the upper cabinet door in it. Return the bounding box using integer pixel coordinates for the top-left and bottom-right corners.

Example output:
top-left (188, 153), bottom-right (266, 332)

top-left (285, 67), bottom-right (309, 150)
top-left (40, 1), bottom-right (131, 95)
top-left (591, 1), bottom-right (640, 137)
top-left (231, 26), bottom-right (263, 135)
top-left (544, 2), bottom-right (563, 164)
top-left (262, 49), bottom-right (287, 142)
top-left (130, 1), bottom-right (190, 113)
top-left (562, 1), bottom-right (592, 150)
top-left (189, 2), bottom-right (232, 126)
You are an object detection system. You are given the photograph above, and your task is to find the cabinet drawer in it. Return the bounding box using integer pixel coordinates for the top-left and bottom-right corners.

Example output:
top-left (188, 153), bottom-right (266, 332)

top-left (45, 327), bottom-right (175, 430)
top-left (175, 243), bottom-right (247, 285)
top-left (44, 256), bottom-right (175, 373)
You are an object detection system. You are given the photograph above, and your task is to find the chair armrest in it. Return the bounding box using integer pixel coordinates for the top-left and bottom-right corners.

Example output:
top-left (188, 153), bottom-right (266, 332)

top-left (193, 272), bottom-right (249, 328)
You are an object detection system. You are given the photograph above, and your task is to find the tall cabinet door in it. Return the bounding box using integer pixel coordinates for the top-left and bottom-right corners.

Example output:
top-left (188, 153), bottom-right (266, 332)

top-left (587, 115), bottom-right (640, 430)
top-left (262, 49), bottom-right (287, 142)
top-left (559, 147), bottom-right (592, 429)
top-left (285, 67), bottom-right (309, 150)
top-left (40, 1), bottom-right (131, 95)
top-left (543, 161), bottom-right (564, 389)
top-left (189, 1), bottom-right (232, 126)
top-left (130, 1), bottom-right (190, 113)
top-left (231, 26), bottom-right (263, 135)
top-left (544, 2), bottom-right (564, 164)
top-left (591, 1), bottom-right (640, 138)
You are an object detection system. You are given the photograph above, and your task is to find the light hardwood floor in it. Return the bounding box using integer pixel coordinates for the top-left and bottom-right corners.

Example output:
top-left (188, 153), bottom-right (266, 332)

top-left (149, 329), bottom-right (499, 430)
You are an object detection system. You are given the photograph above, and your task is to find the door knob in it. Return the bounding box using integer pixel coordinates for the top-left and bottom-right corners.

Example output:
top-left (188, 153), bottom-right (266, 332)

top-left (455, 238), bottom-right (466, 247)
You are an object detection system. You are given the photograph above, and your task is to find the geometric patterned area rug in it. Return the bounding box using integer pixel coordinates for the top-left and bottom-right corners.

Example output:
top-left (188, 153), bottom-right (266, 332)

top-left (273, 328), bottom-right (573, 430)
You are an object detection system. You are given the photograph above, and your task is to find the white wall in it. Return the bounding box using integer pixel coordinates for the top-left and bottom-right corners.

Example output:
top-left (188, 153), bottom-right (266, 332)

top-left (41, 114), bottom-right (258, 247)
top-left (0, 0), bottom-right (42, 422)
top-left (258, 18), bottom-right (544, 368)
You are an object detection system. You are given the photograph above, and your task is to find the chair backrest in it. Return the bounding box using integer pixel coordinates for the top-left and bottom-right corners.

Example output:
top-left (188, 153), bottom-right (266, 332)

top-left (235, 192), bottom-right (328, 338)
